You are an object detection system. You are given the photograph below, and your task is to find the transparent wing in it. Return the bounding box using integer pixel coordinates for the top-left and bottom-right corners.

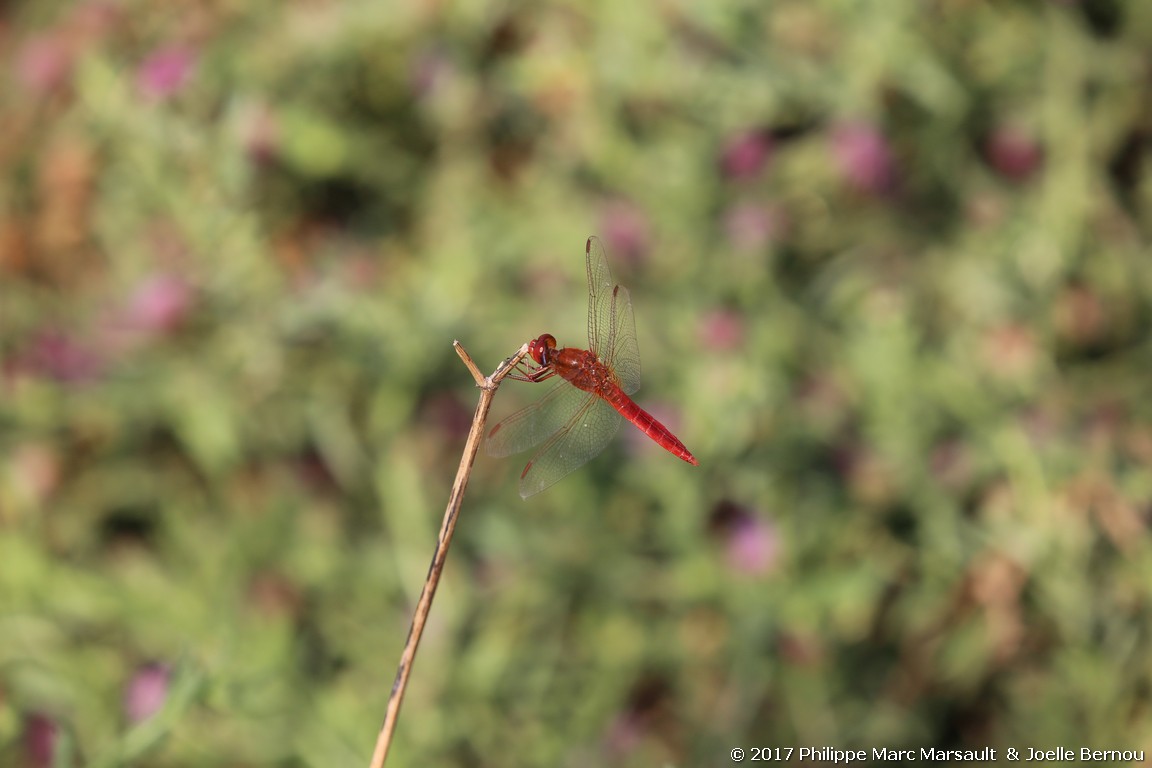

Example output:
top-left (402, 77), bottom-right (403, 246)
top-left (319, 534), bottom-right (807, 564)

top-left (486, 380), bottom-right (593, 457)
top-left (609, 284), bottom-right (641, 395)
top-left (518, 395), bottom-right (622, 498)
top-left (586, 236), bottom-right (641, 395)
top-left (586, 236), bottom-right (616, 359)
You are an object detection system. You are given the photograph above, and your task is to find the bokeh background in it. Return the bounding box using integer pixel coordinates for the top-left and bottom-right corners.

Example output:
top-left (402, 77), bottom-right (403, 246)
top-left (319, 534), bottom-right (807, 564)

top-left (3, 1), bottom-right (1152, 765)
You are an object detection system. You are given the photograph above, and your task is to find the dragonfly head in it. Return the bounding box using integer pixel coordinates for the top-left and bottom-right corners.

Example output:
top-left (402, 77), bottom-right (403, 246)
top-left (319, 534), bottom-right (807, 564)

top-left (528, 334), bottom-right (557, 366)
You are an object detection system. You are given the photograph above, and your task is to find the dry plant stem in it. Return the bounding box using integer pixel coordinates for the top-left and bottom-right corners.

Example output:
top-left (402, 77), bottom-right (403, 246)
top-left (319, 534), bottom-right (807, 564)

top-left (369, 340), bottom-right (531, 768)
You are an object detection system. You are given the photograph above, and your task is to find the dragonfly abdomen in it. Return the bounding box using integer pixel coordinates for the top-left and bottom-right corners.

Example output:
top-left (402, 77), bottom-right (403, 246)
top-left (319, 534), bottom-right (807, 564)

top-left (603, 388), bottom-right (699, 466)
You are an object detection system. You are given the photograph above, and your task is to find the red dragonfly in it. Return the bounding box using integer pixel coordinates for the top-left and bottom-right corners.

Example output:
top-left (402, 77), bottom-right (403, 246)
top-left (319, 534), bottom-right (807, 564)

top-left (487, 236), bottom-right (699, 498)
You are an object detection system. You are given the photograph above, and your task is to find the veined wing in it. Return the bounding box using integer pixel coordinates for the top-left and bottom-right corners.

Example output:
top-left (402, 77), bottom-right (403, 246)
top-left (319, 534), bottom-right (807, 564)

top-left (586, 236), bottom-right (641, 395)
top-left (486, 380), bottom-right (594, 458)
top-left (608, 283), bottom-right (640, 396)
top-left (585, 236), bottom-right (616, 360)
top-left (518, 394), bottom-right (623, 498)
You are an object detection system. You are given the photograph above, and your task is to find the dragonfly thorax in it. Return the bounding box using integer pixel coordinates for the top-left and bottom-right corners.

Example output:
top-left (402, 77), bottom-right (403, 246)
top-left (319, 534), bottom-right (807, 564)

top-left (552, 346), bottom-right (616, 394)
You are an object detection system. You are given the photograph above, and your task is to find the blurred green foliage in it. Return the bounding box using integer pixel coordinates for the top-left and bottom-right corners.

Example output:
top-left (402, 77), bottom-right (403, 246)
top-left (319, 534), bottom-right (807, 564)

top-left (3, 0), bottom-right (1152, 765)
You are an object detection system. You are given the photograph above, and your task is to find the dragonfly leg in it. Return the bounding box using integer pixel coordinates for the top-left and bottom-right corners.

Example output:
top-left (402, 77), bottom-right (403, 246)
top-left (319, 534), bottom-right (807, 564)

top-left (505, 360), bottom-right (556, 384)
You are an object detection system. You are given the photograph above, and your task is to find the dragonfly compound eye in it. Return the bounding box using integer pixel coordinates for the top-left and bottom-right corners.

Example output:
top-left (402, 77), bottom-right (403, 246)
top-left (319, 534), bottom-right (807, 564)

top-left (530, 334), bottom-right (557, 365)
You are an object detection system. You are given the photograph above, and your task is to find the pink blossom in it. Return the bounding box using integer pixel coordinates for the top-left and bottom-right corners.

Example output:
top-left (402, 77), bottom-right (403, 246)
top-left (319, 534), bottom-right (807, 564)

top-left (25, 330), bottom-right (103, 382)
top-left (831, 122), bottom-right (895, 195)
top-left (985, 126), bottom-right (1043, 182)
top-left (603, 713), bottom-right (645, 758)
top-left (602, 678), bottom-right (670, 758)
top-left (725, 515), bottom-right (779, 575)
top-left (95, 273), bottom-right (194, 357)
top-left (599, 201), bottom-right (651, 265)
top-left (709, 501), bottom-right (780, 576)
top-left (23, 713), bottom-right (59, 768)
top-left (16, 35), bottom-right (74, 94)
top-left (697, 308), bottom-right (745, 351)
top-left (723, 202), bottom-right (784, 251)
top-left (719, 130), bottom-right (773, 180)
top-left (409, 47), bottom-right (452, 99)
top-left (125, 274), bottom-right (194, 333)
top-left (71, 1), bottom-right (123, 39)
top-left (124, 663), bottom-right (171, 724)
top-left (136, 46), bottom-right (196, 101)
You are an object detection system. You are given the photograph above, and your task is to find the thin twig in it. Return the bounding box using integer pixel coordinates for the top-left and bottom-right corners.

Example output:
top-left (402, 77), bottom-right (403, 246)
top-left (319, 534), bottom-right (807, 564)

top-left (368, 341), bottom-right (531, 768)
